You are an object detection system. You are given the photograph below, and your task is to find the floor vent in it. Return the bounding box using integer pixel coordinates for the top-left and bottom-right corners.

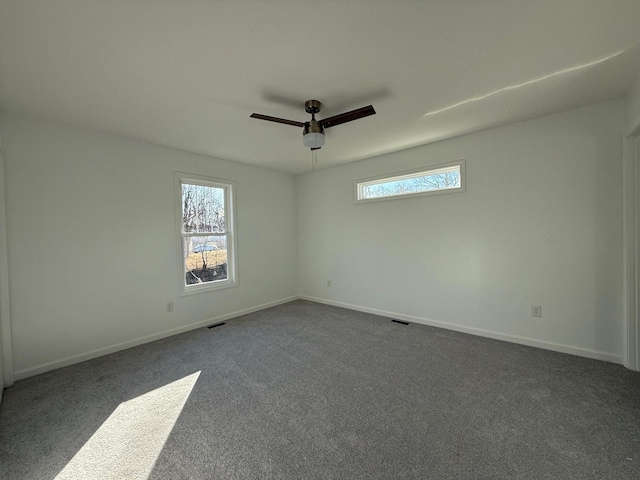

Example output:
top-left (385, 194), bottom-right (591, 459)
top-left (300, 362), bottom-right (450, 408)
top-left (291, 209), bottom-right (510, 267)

top-left (207, 322), bottom-right (226, 329)
top-left (391, 319), bottom-right (410, 325)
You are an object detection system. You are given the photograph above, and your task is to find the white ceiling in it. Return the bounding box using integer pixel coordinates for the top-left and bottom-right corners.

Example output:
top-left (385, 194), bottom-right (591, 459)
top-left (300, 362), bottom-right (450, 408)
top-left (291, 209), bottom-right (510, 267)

top-left (1, 0), bottom-right (640, 175)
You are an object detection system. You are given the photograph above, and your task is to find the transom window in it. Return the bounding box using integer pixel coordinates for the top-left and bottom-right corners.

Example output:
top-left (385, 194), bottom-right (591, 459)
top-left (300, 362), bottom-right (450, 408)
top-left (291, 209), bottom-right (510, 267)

top-left (175, 173), bottom-right (237, 294)
top-left (355, 160), bottom-right (465, 203)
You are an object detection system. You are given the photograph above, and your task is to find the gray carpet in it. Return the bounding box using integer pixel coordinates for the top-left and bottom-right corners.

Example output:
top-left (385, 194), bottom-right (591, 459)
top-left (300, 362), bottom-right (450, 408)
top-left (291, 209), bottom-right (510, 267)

top-left (1, 300), bottom-right (639, 479)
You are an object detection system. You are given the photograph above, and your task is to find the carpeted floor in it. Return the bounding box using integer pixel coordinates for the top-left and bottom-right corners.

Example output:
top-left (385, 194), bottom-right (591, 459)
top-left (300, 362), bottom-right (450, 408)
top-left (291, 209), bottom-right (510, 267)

top-left (1, 300), bottom-right (639, 479)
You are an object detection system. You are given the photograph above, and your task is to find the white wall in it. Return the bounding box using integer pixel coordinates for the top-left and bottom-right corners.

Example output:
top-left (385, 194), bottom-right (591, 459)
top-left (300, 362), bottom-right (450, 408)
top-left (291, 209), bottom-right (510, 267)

top-left (628, 74), bottom-right (640, 134)
top-left (298, 100), bottom-right (625, 362)
top-left (0, 114), bottom-right (299, 378)
top-left (0, 130), bottom-right (8, 394)
top-left (624, 77), bottom-right (640, 370)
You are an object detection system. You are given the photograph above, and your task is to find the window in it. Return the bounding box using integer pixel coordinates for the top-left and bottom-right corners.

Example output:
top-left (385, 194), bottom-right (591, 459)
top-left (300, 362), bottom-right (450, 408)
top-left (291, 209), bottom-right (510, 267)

top-left (175, 173), bottom-right (237, 294)
top-left (355, 160), bottom-right (465, 203)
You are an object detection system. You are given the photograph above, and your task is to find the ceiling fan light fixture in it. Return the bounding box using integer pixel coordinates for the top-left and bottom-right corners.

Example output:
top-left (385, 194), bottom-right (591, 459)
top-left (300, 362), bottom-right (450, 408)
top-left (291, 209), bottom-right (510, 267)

top-left (303, 131), bottom-right (325, 149)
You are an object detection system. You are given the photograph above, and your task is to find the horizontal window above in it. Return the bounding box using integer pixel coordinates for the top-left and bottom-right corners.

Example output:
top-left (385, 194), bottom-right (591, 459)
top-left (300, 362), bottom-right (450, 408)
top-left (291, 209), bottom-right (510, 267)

top-left (355, 160), bottom-right (465, 203)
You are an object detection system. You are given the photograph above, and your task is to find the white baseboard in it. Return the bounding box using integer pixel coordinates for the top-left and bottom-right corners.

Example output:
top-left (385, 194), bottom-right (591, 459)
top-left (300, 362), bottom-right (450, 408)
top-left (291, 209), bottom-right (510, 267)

top-left (13, 294), bottom-right (622, 381)
top-left (13, 295), bottom-right (300, 381)
top-left (301, 295), bottom-right (622, 364)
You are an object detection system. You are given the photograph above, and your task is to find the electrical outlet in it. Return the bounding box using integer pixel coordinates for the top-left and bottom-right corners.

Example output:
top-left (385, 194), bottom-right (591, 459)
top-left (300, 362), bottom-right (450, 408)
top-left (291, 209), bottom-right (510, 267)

top-left (530, 305), bottom-right (542, 318)
top-left (327, 280), bottom-right (332, 287)
top-left (166, 301), bottom-right (174, 313)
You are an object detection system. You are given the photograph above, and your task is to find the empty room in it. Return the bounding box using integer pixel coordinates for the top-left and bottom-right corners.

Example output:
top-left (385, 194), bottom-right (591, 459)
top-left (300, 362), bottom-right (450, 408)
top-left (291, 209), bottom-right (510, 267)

top-left (1, 1), bottom-right (640, 479)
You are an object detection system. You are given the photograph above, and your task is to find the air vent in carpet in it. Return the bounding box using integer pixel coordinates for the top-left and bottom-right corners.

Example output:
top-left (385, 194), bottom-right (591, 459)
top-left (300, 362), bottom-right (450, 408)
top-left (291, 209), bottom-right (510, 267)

top-left (207, 322), bottom-right (226, 329)
top-left (391, 319), bottom-right (410, 325)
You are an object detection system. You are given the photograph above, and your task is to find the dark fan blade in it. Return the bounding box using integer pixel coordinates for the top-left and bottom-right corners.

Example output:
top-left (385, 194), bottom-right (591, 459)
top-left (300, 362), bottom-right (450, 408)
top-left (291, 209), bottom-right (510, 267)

top-left (250, 113), bottom-right (305, 128)
top-left (319, 105), bottom-right (376, 129)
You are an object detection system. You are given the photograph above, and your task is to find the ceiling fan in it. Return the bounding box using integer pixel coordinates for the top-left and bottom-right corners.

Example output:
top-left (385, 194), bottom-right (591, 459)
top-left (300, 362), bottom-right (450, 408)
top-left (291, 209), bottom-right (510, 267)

top-left (250, 100), bottom-right (376, 150)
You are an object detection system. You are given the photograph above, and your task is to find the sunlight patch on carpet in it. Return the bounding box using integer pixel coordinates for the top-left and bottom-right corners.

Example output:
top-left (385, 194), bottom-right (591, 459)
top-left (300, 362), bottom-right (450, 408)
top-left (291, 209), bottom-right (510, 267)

top-left (55, 371), bottom-right (201, 480)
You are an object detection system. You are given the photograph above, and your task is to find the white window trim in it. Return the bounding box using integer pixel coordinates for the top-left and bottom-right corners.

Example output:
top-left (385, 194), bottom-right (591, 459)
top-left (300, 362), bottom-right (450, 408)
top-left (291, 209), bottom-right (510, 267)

top-left (175, 172), bottom-right (238, 296)
top-left (354, 159), bottom-right (465, 204)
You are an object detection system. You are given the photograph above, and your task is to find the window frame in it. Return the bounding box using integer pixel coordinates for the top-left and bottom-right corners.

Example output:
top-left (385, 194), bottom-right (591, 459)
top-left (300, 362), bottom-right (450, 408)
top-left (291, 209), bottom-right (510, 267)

top-left (354, 159), bottom-right (465, 204)
top-left (175, 172), bottom-right (238, 296)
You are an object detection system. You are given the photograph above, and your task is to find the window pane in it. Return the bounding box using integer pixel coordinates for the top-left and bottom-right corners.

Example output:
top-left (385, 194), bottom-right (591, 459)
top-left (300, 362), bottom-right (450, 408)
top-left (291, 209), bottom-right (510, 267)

top-left (356, 162), bottom-right (464, 202)
top-left (181, 183), bottom-right (226, 233)
top-left (183, 235), bottom-right (228, 285)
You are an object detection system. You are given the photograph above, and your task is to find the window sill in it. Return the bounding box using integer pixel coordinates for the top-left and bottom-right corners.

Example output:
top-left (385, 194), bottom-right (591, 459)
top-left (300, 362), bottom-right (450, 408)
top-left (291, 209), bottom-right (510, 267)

top-left (180, 279), bottom-right (238, 297)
